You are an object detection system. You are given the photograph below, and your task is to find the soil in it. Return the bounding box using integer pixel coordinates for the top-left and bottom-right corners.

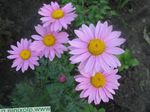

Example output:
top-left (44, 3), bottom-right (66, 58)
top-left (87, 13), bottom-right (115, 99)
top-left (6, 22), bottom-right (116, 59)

top-left (0, 0), bottom-right (150, 112)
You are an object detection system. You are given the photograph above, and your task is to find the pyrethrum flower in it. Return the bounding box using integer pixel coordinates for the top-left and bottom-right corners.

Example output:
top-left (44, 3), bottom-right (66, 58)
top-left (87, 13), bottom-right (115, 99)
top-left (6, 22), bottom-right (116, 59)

top-left (38, 2), bottom-right (77, 31)
top-left (30, 24), bottom-right (68, 61)
top-left (74, 70), bottom-right (121, 105)
top-left (69, 21), bottom-right (125, 74)
top-left (7, 39), bottom-right (39, 72)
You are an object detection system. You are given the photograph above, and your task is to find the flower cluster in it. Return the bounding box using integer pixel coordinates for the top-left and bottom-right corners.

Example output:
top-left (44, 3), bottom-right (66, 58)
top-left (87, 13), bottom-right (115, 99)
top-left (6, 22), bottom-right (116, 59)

top-left (69, 21), bottom-right (125, 105)
top-left (7, 2), bottom-right (125, 105)
top-left (7, 2), bottom-right (76, 72)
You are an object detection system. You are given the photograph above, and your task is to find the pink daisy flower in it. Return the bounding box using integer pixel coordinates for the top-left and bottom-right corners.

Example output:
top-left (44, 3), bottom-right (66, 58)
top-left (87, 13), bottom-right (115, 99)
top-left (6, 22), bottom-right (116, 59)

top-left (74, 69), bottom-right (121, 105)
top-left (30, 24), bottom-right (68, 61)
top-left (7, 39), bottom-right (39, 72)
top-left (38, 2), bottom-right (77, 31)
top-left (69, 21), bottom-right (126, 74)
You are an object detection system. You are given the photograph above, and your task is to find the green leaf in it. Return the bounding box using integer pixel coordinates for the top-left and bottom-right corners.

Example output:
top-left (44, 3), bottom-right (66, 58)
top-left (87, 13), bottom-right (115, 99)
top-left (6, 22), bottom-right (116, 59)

top-left (98, 108), bottom-right (106, 112)
top-left (119, 49), bottom-right (139, 72)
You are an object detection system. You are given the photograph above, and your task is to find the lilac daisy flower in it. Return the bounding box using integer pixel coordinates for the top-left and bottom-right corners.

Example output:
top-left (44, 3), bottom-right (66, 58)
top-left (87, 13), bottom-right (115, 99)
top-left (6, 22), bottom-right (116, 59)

top-left (39, 2), bottom-right (77, 31)
top-left (74, 69), bottom-right (121, 105)
top-left (30, 24), bottom-right (69, 61)
top-left (69, 21), bottom-right (126, 75)
top-left (7, 39), bottom-right (39, 72)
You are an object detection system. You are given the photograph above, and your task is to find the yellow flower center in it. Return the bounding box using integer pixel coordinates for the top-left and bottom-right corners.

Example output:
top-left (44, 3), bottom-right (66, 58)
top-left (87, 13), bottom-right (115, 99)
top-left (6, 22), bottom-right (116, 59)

top-left (88, 39), bottom-right (106, 56)
top-left (43, 34), bottom-right (56, 47)
top-left (52, 9), bottom-right (64, 19)
top-left (20, 49), bottom-right (31, 60)
top-left (91, 73), bottom-right (106, 88)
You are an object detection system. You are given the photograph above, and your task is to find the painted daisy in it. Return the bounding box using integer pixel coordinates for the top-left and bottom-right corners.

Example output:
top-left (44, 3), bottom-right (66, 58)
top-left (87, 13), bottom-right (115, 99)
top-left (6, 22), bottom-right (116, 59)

top-left (74, 69), bottom-right (121, 105)
top-left (30, 24), bottom-right (68, 61)
top-left (69, 21), bottom-right (126, 74)
top-left (7, 39), bottom-right (39, 72)
top-left (38, 2), bottom-right (77, 31)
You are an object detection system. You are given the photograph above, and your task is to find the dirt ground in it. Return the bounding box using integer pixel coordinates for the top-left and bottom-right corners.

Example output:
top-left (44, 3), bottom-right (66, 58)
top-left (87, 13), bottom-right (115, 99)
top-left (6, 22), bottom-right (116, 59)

top-left (0, 0), bottom-right (150, 112)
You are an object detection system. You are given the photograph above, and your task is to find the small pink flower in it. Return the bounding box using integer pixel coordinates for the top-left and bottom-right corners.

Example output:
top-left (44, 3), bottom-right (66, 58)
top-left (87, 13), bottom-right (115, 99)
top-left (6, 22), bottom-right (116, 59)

top-left (38, 2), bottom-right (77, 31)
top-left (7, 39), bottom-right (39, 72)
top-left (74, 69), bottom-right (121, 105)
top-left (69, 21), bottom-right (126, 75)
top-left (30, 24), bottom-right (69, 61)
top-left (59, 74), bottom-right (67, 83)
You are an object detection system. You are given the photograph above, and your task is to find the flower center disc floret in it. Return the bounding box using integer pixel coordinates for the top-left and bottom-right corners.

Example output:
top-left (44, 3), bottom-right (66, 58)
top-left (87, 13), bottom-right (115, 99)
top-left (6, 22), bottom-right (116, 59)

top-left (43, 34), bottom-right (56, 47)
top-left (91, 72), bottom-right (106, 88)
top-left (88, 39), bottom-right (106, 56)
top-left (52, 9), bottom-right (64, 19)
top-left (20, 49), bottom-right (31, 60)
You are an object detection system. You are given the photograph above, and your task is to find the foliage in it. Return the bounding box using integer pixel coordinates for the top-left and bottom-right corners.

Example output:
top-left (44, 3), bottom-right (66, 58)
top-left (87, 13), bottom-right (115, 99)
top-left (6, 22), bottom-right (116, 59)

top-left (61, 0), bottom-right (117, 27)
top-left (10, 54), bottom-right (105, 112)
top-left (118, 49), bottom-right (139, 72)
top-left (10, 81), bottom-right (50, 107)
top-left (35, 54), bottom-right (74, 82)
top-left (81, 105), bottom-right (106, 112)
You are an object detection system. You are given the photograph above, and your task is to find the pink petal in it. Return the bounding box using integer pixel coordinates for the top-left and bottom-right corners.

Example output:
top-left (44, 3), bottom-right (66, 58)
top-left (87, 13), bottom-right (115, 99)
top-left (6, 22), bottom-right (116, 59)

top-left (84, 56), bottom-right (95, 74)
top-left (59, 19), bottom-right (67, 29)
top-left (88, 88), bottom-right (96, 104)
top-left (89, 24), bottom-right (95, 35)
top-left (69, 39), bottom-right (87, 48)
top-left (44, 48), bottom-right (49, 58)
top-left (95, 21), bottom-right (102, 38)
top-left (11, 45), bottom-right (19, 51)
top-left (70, 52), bottom-right (90, 64)
top-left (30, 41), bottom-right (44, 52)
top-left (7, 50), bottom-right (17, 55)
top-left (99, 56), bottom-right (111, 71)
top-left (43, 21), bottom-right (52, 27)
top-left (40, 17), bottom-right (54, 23)
top-left (49, 48), bottom-right (55, 61)
top-left (106, 38), bottom-right (126, 47)
top-left (74, 75), bottom-right (89, 82)
top-left (81, 24), bottom-right (93, 40)
top-left (51, 2), bottom-right (60, 10)
top-left (31, 35), bottom-right (42, 41)
top-left (99, 89), bottom-right (109, 102)
top-left (106, 82), bottom-right (119, 90)
top-left (35, 25), bottom-right (46, 36)
top-left (29, 63), bottom-right (35, 70)
top-left (11, 59), bottom-right (22, 68)
top-left (106, 47), bottom-right (125, 55)
top-left (7, 55), bottom-right (18, 59)
top-left (39, 6), bottom-right (51, 15)
top-left (102, 53), bottom-right (117, 68)
top-left (105, 31), bottom-right (121, 41)
top-left (74, 30), bottom-right (89, 42)
top-left (103, 88), bottom-right (113, 100)
top-left (80, 90), bottom-right (86, 98)
top-left (62, 3), bottom-right (75, 13)
top-left (38, 10), bottom-right (50, 16)
top-left (75, 83), bottom-right (90, 91)
top-left (69, 48), bottom-right (87, 55)
top-left (23, 61), bottom-right (29, 71)
top-left (56, 32), bottom-right (69, 43)
top-left (95, 90), bottom-right (101, 104)
top-left (105, 86), bottom-right (115, 95)
top-left (82, 24), bottom-right (94, 39)
top-left (16, 63), bottom-right (23, 71)
top-left (110, 55), bottom-right (121, 67)
top-left (94, 57), bottom-right (103, 73)
top-left (100, 21), bottom-right (108, 39)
